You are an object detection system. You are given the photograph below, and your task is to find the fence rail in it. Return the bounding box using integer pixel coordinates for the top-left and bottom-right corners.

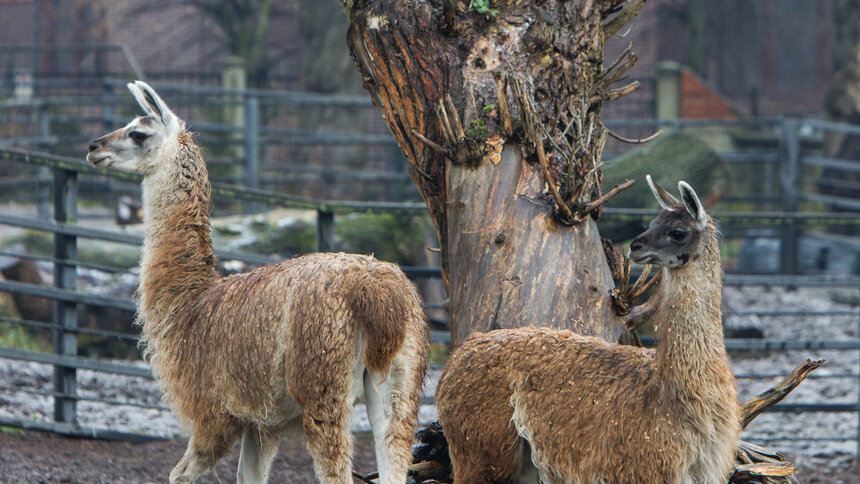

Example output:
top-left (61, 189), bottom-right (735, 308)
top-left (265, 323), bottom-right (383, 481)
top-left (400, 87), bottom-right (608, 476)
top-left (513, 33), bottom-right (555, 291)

top-left (0, 92), bottom-right (858, 450)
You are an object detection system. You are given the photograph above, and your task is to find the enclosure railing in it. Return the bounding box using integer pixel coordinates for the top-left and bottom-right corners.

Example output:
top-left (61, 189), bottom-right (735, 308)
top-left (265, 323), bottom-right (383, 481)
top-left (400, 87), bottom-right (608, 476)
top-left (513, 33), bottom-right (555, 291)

top-left (3, 79), bottom-right (858, 211)
top-left (0, 146), bottom-right (858, 453)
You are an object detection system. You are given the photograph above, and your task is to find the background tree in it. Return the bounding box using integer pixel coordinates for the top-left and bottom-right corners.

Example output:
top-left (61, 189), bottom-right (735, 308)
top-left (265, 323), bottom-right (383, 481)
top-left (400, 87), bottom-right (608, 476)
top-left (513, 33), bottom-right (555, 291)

top-left (189, 0), bottom-right (275, 87)
top-left (339, 0), bottom-right (647, 344)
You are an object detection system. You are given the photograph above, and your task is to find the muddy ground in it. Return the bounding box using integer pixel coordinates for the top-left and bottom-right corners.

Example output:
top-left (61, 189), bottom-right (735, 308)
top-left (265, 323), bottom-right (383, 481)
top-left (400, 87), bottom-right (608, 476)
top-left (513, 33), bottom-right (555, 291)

top-left (0, 429), bottom-right (857, 483)
top-left (0, 429), bottom-right (378, 483)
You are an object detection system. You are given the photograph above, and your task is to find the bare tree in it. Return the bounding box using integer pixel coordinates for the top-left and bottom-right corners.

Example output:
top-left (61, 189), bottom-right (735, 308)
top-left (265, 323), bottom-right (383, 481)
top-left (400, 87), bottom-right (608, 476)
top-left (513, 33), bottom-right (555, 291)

top-left (339, 0), bottom-right (646, 344)
top-left (188, 0), bottom-right (275, 86)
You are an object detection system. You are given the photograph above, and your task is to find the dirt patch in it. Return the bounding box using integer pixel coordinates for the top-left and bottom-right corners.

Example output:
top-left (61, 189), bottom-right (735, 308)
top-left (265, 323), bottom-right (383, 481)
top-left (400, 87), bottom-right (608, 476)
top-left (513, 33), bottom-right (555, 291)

top-left (0, 429), bottom-right (378, 483)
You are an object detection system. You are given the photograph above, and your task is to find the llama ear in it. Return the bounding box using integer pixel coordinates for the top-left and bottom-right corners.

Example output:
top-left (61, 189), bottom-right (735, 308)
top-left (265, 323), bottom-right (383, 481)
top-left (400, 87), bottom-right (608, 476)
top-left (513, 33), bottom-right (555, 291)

top-left (646, 174), bottom-right (679, 209)
top-left (678, 181), bottom-right (707, 230)
top-left (127, 81), bottom-right (178, 131)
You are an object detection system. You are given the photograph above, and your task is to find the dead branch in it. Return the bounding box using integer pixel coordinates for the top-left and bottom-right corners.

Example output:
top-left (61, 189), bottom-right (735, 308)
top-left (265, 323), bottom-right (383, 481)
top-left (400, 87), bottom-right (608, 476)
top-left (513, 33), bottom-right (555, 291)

top-left (493, 73), bottom-right (513, 136)
top-left (605, 127), bottom-right (663, 144)
top-left (737, 440), bottom-right (786, 464)
top-left (352, 470), bottom-right (377, 483)
top-left (534, 129), bottom-right (574, 221)
top-left (605, 42), bottom-right (634, 76)
top-left (581, 0), bottom-right (594, 19)
top-left (619, 285), bottom-right (661, 330)
top-left (740, 359), bottom-right (825, 428)
top-left (510, 76), bottom-right (574, 222)
top-left (600, 52), bottom-right (638, 89)
top-left (730, 463), bottom-right (797, 482)
top-left (582, 179), bottom-right (635, 214)
top-left (436, 102), bottom-right (457, 145)
top-left (604, 0), bottom-right (646, 38)
top-left (412, 129), bottom-right (449, 155)
top-left (605, 81), bottom-right (640, 102)
top-left (444, 95), bottom-right (466, 140)
top-left (631, 267), bottom-right (661, 301)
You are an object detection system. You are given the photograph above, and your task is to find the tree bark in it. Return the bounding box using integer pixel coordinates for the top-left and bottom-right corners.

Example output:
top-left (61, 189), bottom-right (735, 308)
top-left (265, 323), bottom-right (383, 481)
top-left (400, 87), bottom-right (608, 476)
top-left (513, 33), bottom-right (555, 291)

top-left (341, 0), bottom-right (642, 344)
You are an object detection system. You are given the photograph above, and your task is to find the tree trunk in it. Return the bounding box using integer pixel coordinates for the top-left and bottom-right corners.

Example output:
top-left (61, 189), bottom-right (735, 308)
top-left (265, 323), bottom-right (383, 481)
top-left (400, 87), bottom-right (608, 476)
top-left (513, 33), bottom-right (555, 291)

top-left (340, 0), bottom-right (643, 344)
top-left (447, 145), bottom-right (618, 344)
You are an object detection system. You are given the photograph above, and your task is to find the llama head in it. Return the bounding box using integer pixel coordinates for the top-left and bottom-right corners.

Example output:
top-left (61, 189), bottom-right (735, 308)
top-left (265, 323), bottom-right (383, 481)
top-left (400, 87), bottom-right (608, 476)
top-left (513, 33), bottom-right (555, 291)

top-left (86, 81), bottom-right (183, 174)
top-left (629, 175), bottom-right (709, 269)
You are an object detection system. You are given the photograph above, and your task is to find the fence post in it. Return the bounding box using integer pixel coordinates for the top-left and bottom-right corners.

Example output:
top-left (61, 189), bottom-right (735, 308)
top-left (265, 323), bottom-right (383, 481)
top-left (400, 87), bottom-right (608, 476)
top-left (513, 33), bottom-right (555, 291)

top-left (243, 93), bottom-right (260, 213)
top-left (316, 209), bottom-right (334, 252)
top-left (778, 119), bottom-right (800, 274)
top-left (102, 78), bottom-right (115, 202)
top-left (36, 102), bottom-right (51, 221)
top-left (52, 167), bottom-right (77, 424)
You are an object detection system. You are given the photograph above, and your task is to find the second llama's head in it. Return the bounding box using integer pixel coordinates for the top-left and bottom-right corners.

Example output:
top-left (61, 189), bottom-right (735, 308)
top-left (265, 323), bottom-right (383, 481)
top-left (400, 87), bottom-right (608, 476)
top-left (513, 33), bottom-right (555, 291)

top-left (87, 81), bottom-right (183, 175)
top-left (629, 175), bottom-right (710, 269)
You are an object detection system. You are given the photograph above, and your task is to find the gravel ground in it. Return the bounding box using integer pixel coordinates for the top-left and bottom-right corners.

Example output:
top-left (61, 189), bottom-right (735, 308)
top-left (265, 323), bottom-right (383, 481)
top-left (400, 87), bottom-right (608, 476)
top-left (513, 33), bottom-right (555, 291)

top-left (0, 285), bottom-right (858, 482)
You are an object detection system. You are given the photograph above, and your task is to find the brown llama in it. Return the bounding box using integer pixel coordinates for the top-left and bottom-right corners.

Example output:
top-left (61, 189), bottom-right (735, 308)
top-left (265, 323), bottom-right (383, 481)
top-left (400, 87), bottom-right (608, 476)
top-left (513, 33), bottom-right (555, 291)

top-left (436, 176), bottom-right (740, 484)
top-left (86, 81), bottom-right (429, 484)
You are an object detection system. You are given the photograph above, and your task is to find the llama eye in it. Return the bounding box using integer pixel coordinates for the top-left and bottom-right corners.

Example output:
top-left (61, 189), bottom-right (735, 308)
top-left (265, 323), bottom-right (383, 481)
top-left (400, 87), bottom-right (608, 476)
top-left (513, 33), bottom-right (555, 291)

top-left (667, 229), bottom-right (688, 241)
top-left (129, 131), bottom-right (149, 143)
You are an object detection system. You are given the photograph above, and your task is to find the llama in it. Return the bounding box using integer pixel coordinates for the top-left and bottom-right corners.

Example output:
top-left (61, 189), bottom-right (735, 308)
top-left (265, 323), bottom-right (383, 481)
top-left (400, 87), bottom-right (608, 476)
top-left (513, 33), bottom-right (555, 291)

top-left (436, 176), bottom-right (740, 484)
top-left (86, 81), bottom-right (429, 484)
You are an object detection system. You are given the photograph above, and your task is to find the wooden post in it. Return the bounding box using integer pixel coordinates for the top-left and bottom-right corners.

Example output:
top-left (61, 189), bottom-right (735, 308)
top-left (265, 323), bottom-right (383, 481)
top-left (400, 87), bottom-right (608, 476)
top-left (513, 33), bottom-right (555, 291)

top-left (36, 103), bottom-right (51, 221)
top-left (316, 209), bottom-right (334, 252)
top-left (779, 119), bottom-right (800, 274)
top-left (52, 168), bottom-right (77, 424)
top-left (243, 93), bottom-right (260, 213)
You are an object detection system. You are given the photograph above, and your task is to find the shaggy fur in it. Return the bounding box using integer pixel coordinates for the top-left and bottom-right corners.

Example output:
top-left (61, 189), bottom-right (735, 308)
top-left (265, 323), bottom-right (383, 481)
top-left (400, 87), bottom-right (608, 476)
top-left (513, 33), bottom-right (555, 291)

top-left (436, 179), bottom-right (739, 484)
top-left (87, 81), bottom-right (429, 484)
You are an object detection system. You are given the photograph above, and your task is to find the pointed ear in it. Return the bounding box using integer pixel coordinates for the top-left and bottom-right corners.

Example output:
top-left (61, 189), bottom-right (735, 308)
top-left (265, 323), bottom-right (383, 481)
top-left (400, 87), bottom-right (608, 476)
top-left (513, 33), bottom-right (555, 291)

top-left (678, 181), bottom-right (707, 230)
top-left (127, 81), bottom-right (179, 131)
top-left (646, 174), bottom-right (679, 209)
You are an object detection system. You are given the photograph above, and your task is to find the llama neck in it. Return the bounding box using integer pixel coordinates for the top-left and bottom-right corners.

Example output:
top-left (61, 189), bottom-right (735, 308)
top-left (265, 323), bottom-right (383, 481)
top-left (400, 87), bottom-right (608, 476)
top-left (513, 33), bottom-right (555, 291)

top-left (655, 225), bottom-right (728, 394)
top-left (139, 132), bottom-right (217, 322)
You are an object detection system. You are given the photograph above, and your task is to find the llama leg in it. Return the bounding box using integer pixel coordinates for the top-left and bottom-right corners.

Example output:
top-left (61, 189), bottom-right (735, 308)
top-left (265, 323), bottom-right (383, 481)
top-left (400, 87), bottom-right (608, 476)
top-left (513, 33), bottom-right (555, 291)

top-left (237, 425), bottom-right (280, 484)
top-left (302, 406), bottom-right (354, 484)
top-left (363, 350), bottom-right (422, 484)
top-left (169, 420), bottom-right (241, 484)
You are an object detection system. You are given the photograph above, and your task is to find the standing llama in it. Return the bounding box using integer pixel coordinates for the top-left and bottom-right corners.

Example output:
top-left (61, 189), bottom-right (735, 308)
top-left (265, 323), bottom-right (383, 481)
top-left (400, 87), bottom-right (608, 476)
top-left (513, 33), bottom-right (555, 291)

top-left (436, 176), bottom-right (740, 484)
top-left (86, 81), bottom-right (429, 484)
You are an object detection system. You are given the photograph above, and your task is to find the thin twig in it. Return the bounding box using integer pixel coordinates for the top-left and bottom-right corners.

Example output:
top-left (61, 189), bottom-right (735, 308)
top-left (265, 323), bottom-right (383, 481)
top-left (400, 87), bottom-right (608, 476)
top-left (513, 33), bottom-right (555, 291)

top-left (632, 269), bottom-right (661, 300)
top-left (605, 127), bottom-right (663, 144)
top-left (604, 0), bottom-right (646, 38)
top-left (740, 359), bottom-right (825, 428)
top-left (581, 0), bottom-right (594, 19)
top-left (352, 470), bottom-right (378, 483)
top-left (604, 42), bottom-right (634, 77)
top-left (606, 81), bottom-right (640, 102)
top-left (601, 52), bottom-right (638, 88)
top-left (445, 94), bottom-right (466, 140)
top-left (436, 102), bottom-right (455, 144)
top-left (493, 73), bottom-right (512, 136)
top-left (509, 76), bottom-right (573, 221)
top-left (411, 129), bottom-right (448, 155)
top-left (730, 463), bottom-right (797, 482)
top-left (534, 132), bottom-right (574, 220)
top-left (583, 179), bottom-right (635, 213)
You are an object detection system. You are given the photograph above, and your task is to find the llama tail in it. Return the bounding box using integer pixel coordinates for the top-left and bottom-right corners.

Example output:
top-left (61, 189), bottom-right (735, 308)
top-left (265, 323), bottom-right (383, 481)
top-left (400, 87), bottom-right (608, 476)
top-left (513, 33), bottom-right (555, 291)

top-left (347, 263), bottom-right (415, 379)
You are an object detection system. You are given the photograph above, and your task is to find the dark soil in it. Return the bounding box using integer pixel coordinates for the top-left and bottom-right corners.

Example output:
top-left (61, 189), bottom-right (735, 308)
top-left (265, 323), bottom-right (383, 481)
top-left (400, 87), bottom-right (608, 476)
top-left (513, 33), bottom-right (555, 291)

top-left (0, 429), bottom-right (856, 483)
top-left (0, 429), bottom-right (377, 483)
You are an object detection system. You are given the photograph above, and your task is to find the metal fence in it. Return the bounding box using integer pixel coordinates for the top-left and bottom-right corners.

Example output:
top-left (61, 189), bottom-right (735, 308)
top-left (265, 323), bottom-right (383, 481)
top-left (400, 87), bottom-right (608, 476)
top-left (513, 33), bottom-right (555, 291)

top-left (0, 79), bottom-right (858, 452)
top-left (0, 146), bottom-right (857, 451)
top-left (0, 78), bottom-right (411, 205)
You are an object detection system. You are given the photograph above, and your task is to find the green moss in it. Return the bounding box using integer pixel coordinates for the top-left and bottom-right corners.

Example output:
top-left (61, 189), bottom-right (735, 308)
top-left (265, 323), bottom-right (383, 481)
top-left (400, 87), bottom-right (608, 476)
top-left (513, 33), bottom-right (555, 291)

top-left (335, 213), bottom-right (429, 265)
top-left (470, 0), bottom-right (499, 16)
top-left (0, 323), bottom-right (50, 353)
top-left (429, 342), bottom-right (450, 367)
top-left (243, 220), bottom-right (316, 255)
top-left (5, 231), bottom-right (140, 270)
